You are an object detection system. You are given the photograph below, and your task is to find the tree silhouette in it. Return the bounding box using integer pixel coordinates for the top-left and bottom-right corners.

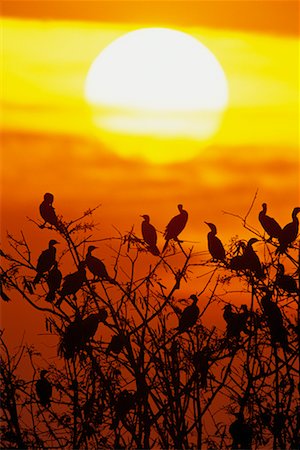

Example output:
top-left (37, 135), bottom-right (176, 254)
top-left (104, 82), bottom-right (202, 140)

top-left (0, 194), bottom-right (299, 449)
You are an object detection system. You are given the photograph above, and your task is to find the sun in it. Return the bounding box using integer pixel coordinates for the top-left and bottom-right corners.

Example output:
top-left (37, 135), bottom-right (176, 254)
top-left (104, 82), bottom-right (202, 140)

top-left (85, 28), bottom-right (228, 164)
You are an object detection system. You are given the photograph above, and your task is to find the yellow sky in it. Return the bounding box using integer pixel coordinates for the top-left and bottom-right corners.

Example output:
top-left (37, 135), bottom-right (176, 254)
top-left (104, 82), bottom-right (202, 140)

top-left (1, 17), bottom-right (298, 151)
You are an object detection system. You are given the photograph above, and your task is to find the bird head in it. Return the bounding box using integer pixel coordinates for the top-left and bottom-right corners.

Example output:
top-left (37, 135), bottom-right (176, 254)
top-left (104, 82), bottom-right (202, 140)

top-left (189, 294), bottom-right (198, 303)
top-left (140, 215), bottom-right (150, 221)
top-left (96, 308), bottom-right (108, 323)
top-left (292, 207), bottom-right (300, 218)
top-left (223, 304), bottom-right (232, 311)
top-left (44, 193), bottom-right (54, 203)
top-left (204, 222), bottom-right (217, 233)
top-left (87, 245), bottom-right (97, 253)
top-left (49, 240), bottom-right (59, 247)
top-left (261, 203), bottom-right (267, 211)
top-left (40, 369), bottom-right (48, 378)
top-left (240, 304), bottom-right (248, 312)
top-left (248, 238), bottom-right (259, 247)
top-left (177, 204), bottom-right (183, 212)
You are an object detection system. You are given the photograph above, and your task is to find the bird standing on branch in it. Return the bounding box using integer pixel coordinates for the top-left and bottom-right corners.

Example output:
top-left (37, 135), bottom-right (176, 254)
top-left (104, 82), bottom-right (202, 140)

top-left (46, 261), bottom-right (62, 302)
top-left (259, 203), bottom-right (282, 240)
top-left (141, 215), bottom-right (160, 256)
top-left (277, 207), bottom-right (300, 254)
top-left (229, 413), bottom-right (252, 450)
top-left (33, 240), bottom-right (58, 284)
top-left (39, 193), bottom-right (60, 229)
top-left (205, 222), bottom-right (226, 261)
top-left (56, 261), bottom-right (86, 306)
top-left (260, 292), bottom-right (290, 351)
top-left (85, 246), bottom-right (116, 283)
top-left (275, 263), bottom-right (298, 294)
top-left (177, 294), bottom-right (199, 333)
top-left (163, 204), bottom-right (188, 252)
top-left (243, 238), bottom-right (264, 279)
top-left (58, 309), bottom-right (108, 359)
top-left (36, 370), bottom-right (52, 407)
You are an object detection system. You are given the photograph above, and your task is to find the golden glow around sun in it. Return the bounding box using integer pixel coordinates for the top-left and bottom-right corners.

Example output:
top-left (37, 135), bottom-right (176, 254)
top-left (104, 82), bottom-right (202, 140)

top-left (85, 28), bottom-right (229, 163)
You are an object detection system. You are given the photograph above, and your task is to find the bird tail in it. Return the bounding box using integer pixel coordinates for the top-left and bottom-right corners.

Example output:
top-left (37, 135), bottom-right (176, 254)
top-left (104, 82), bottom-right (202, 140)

top-left (149, 245), bottom-right (160, 256)
top-left (33, 273), bottom-right (42, 284)
top-left (46, 290), bottom-right (56, 302)
top-left (162, 240), bottom-right (169, 253)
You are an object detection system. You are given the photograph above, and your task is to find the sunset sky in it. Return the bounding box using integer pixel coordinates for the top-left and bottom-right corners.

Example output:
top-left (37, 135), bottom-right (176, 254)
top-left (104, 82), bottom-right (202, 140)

top-left (1, 1), bottom-right (299, 345)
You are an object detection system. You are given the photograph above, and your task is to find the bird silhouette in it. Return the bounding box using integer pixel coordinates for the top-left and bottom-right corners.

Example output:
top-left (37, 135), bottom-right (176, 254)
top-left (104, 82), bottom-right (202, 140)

top-left (39, 193), bottom-right (60, 229)
top-left (85, 246), bottom-right (116, 283)
top-left (193, 347), bottom-right (210, 389)
top-left (111, 390), bottom-right (136, 430)
top-left (36, 370), bottom-right (52, 407)
top-left (46, 261), bottom-right (62, 302)
top-left (205, 222), bottom-right (226, 261)
top-left (58, 309), bottom-right (108, 359)
top-left (106, 334), bottom-right (126, 356)
top-left (243, 238), bottom-right (264, 279)
top-left (163, 204), bottom-right (188, 252)
top-left (141, 215), bottom-right (160, 256)
top-left (277, 207), bottom-right (300, 254)
top-left (177, 294), bottom-right (199, 333)
top-left (260, 292), bottom-right (289, 351)
top-left (33, 240), bottom-right (58, 284)
top-left (275, 264), bottom-right (298, 294)
top-left (56, 261), bottom-right (86, 306)
top-left (259, 203), bottom-right (282, 239)
top-left (223, 304), bottom-right (249, 339)
top-left (229, 413), bottom-right (252, 450)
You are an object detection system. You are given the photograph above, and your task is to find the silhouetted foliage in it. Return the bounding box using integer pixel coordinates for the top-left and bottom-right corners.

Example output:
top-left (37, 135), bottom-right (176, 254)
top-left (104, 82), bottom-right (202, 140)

top-left (0, 194), bottom-right (299, 449)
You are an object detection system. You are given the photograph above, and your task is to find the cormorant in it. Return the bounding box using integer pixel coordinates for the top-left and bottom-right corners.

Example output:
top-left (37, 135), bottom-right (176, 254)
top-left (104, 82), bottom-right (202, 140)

top-left (223, 304), bottom-right (249, 339)
top-left (260, 292), bottom-right (289, 351)
top-left (33, 240), bottom-right (58, 284)
top-left (36, 370), bottom-right (52, 407)
top-left (229, 413), bottom-right (252, 450)
top-left (205, 222), bottom-right (226, 261)
top-left (259, 203), bottom-right (282, 239)
top-left (163, 204), bottom-right (188, 252)
top-left (243, 238), bottom-right (264, 278)
top-left (46, 261), bottom-right (62, 302)
top-left (229, 242), bottom-right (248, 271)
top-left (193, 347), bottom-right (210, 389)
top-left (85, 246), bottom-right (116, 283)
top-left (58, 309), bottom-right (108, 359)
top-left (39, 193), bottom-right (59, 228)
top-left (111, 390), bottom-right (136, 430)
top-left (56, 261), bottom-right (86, 306)
top-left (276, 264), bottom-right (298, 294)
top-left (106, 334), bottom-right (126, 356)
top-left (141, 215), bottom-right (160, 256)
top-left (177, 294), bottom-right (199, 333)
top-left (277, 207), bottom-right (300, 253)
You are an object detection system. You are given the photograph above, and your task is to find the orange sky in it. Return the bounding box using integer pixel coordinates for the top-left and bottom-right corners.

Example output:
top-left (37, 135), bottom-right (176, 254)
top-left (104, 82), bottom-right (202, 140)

top-left (1, 1), bottom-right (299, 349)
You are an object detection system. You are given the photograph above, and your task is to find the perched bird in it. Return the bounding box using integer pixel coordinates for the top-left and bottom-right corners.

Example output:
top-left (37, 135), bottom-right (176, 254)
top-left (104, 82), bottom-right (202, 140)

top-left (163, 204), bottom-right (188, 252)
top-left (58, 309), bottom-right (108, 359)
top-left (223, 304), bottom-right (249, 339)
top-left (193, 347), bottom-right (210, 389)
top-left (277, 207), bottom-right (300, 254)
top-left (46, 261), bottom-right (62, 302)
top-left (39, 193), bottom-right (59, 228)
top-left (177, 294), bottom-right (199, 333)
top-left (141, 215), bottom-right (160, 256)
top-left (205, 222), bottom-right (226, 261)
top-left (259, 203), bottom-right (282, 239)
top-left (85, 246), bottom-right (116, 283)
top-left (243, 238), bottom-right (264, 279)
top-left (261, 292), bottom-right (289, 351)
top-left (36, 370), bottom-right (52, 407)
top-left (229, 242), bottom-right (248, 272)
top-left (229, 413), bottom-right (252, 450)
top-left (106, 334), bottom-right (126, 356)
top-left (56, 261), bottom-right (86, 306)
top-left (276, 264), bottom-right (298, 294)
top-left (33, 240), bottom-right (58, 284)
top-left (111, 390), bottom-right (136, 430)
